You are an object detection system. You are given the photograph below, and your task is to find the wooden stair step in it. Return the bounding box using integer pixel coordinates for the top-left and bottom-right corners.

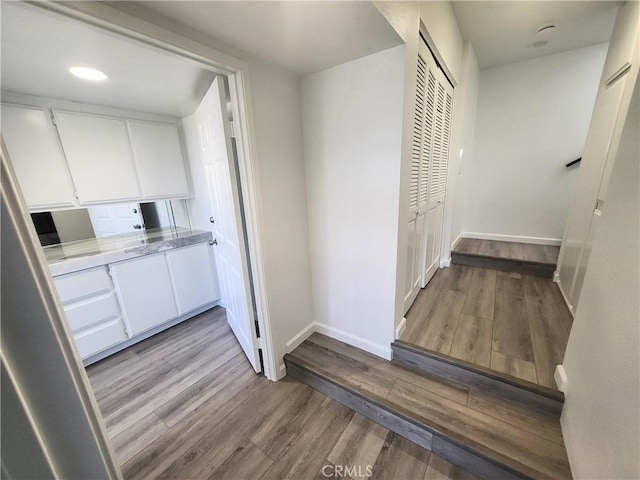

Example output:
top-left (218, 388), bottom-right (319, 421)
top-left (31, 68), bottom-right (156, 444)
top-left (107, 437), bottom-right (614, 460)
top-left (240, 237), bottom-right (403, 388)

top-left (451, 238), bottom-right (559, 278)
top-left (392, 340), bottom-right (564, 417)
top-left (285, 333), bottom-right (571, 480)
top-left (451, 251), bottom-right (556, 278)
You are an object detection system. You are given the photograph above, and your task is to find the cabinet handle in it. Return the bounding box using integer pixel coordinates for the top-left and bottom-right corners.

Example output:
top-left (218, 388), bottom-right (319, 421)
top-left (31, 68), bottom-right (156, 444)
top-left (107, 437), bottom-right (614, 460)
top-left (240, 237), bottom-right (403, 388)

top-left (209, 217), bottom-right (215, 223)
top-left (133, 224), bottom-right (142, 230)
top-left (209, 239), bottom-right (218, 246)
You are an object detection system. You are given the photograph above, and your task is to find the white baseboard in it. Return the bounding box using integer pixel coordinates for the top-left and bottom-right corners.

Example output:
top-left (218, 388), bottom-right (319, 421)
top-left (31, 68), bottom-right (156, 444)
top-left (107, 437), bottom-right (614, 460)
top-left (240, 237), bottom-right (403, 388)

top-left (315, 322), bottom-right (392, 360)
top-left (441, 257), bottom-right (452, 267)
top-left (395, 317), bottom-right (407, 340)
top-left (451, 232), bottom-right (463, 250)
top-left (285, 322), bottom-right (317, 354)
top-left (555, 279), bottom-right (575, 316)
top-left (462, 232), bottom-right (562, 246)
top-left (554, 364), bottom-right (568, 392)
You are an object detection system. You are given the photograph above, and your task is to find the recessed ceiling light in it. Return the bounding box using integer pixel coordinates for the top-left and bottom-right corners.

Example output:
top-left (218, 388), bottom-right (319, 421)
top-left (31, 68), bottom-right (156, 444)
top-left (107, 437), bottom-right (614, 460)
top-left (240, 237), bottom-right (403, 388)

top-left (70, 66), bottom-right (107, 81)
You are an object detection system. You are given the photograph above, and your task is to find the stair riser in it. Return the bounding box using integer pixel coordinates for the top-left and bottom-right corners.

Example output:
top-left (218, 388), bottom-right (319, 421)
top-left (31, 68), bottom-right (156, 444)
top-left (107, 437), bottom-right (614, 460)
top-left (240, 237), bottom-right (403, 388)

top-left (285, 361), bottom-right (433, 449)
top-left (286, 360), bottom-right (529, 480)
top-left (451, 253), bottom-right (555, 278)
top-left (392, 344), bottom-right (563, 417)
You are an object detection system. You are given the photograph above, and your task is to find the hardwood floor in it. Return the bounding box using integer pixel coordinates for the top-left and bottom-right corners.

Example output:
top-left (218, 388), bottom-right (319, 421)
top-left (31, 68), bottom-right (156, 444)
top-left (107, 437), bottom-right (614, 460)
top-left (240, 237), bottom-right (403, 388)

top-left (87, 307), bottom-right (479, 479)
top-left (287, 334), bottom-right (571, 480)
top-left (401, 265), bottom-right (573, 388)
top-left (453, 238), bottom-right (560, 264)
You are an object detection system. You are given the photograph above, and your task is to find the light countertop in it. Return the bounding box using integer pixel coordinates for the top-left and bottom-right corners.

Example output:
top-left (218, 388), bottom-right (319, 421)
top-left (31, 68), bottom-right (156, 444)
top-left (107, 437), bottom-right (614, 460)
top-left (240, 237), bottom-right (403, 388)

top-left (45, 227), bottom-right (213, 276)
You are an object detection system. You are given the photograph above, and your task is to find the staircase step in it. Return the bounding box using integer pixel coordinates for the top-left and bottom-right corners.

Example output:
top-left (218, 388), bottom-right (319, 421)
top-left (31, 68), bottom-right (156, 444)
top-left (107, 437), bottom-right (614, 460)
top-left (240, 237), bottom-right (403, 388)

top-left (285, 333), bottom-right (571, 480)
top-left (392, 340), bottom-right (564, 417)
top-left (451, 251), bottom-right (556, 278)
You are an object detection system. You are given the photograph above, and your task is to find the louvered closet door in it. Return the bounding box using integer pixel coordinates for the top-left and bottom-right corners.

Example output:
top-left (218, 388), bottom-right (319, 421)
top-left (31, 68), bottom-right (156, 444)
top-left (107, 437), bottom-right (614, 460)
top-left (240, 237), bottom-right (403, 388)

top-left (423, 68), bottom-right (454, 286)
top-left (404, 40), bottom-right (439, 313)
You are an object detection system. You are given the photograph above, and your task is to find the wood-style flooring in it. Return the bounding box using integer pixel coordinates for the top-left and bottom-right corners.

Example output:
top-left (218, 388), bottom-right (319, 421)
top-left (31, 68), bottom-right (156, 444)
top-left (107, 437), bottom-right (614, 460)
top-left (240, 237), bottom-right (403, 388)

top-left (401, 265), bottom-right (573, 388)
top-left (87, 307), bottom-right (479, 479)
top-left (288, 334), bottom-right (571, 480)
top-left (453, 238), bottom-right (560, 264)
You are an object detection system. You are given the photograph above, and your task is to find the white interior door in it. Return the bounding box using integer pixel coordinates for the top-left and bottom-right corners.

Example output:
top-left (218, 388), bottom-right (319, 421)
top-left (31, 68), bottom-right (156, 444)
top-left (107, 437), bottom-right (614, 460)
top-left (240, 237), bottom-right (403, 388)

top-left (186, 77), bottom-right (260, 372)
top-left (423, 70), bottom-right (454, 286)
top-left (404, 40), bottom-right (445, 313)
top-left (405, 44), bottom-right (432, 312)
top-left (88, 203), bottom-right (144, 237)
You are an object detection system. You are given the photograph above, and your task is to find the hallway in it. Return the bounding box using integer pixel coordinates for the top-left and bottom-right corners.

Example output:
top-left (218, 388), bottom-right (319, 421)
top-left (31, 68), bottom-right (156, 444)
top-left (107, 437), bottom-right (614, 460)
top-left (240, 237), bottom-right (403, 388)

top-left (87, 308), bottom-right (480, 479)
top-left (401, 264), bottom-right (572, 388)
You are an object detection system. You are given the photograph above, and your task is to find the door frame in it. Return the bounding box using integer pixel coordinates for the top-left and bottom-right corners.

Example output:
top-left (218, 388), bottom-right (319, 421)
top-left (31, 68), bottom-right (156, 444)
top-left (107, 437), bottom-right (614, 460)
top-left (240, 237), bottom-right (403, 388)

top-left (26, 1), bottom-right (278, 380)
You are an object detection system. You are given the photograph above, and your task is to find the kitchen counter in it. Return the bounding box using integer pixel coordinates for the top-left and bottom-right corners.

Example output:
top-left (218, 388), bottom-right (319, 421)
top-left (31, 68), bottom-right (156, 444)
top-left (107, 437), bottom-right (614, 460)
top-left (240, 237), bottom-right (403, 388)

top-left (44, 227), bottom-right (213, 276)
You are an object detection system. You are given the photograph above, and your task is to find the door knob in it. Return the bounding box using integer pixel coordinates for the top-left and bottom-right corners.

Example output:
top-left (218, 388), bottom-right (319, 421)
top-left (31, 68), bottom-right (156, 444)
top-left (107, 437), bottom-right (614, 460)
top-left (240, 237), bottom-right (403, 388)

top-left (133, 224), bottom-right (142, 230)
top-left (209, 239), bottom-right (218, 246)
top-left (209, 217), bottom-right (215, 223)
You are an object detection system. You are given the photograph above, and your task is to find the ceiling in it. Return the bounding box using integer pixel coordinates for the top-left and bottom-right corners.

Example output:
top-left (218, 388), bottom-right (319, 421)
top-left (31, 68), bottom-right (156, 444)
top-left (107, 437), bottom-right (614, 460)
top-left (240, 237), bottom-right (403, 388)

top-left (126, 1), bottom-right (403, 76)
top-left (1, 2), bottom-right (216, 117)
top-left (451, 1), bottom-right (621, 70)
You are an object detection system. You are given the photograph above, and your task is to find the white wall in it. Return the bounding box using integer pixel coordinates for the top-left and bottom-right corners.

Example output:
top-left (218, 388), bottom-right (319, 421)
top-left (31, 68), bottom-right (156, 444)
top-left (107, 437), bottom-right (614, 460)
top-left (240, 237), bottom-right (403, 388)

top-left (249, 59), bottom-right (315, 368)
top-left (560, 74), bottom-right (639, 480)
top-left (301, 46), bottom-right (405, 358)
top-left (463, 44), bottom-right (608, 242)
top-left (443, 42), bottom-right (480, 254)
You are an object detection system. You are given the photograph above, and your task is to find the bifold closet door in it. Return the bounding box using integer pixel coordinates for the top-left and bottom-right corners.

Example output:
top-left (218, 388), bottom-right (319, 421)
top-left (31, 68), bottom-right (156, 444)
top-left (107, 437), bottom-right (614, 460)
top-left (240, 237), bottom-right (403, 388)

top-left (423, 69), bottom-right (454, 287)
top-left (404, 40), bottom-right (439, 313)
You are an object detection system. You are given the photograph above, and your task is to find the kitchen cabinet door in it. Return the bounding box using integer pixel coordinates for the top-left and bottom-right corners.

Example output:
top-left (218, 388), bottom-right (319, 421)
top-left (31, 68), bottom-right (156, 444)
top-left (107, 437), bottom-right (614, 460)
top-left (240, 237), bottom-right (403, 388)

top-left (165, 242), bottom-right (219, 314)
top-left (127, 120), bottom-right (190, 199)
top-left (53, 110), bottom-right (142, 204)
top-left (1, 104), bottom-right (77, 210)
top-left (109, 253), bottom-right (178, 336)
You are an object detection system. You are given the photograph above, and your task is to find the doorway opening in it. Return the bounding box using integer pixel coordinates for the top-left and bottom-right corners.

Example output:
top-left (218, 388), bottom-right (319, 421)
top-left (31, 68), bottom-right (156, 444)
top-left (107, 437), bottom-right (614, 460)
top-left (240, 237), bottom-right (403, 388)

top-left (1, 0), bottom-right (275, 469)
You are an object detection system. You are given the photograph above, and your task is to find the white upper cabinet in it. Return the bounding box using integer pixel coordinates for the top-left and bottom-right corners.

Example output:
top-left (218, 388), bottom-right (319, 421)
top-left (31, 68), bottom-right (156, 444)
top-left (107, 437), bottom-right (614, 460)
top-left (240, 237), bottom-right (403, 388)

top-left (127, 120), bottom-right (190, 199)
top-left (3, 101), bottom-right (193, 209)
top-left (1, 104), bottom-right (77, 210)
top-left (53, 110), bottom-right (142, 205)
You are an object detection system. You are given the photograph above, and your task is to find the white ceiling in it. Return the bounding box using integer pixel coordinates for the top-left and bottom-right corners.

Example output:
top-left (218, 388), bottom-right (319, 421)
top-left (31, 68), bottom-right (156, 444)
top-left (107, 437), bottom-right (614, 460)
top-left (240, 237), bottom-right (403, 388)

top-left (1, 2), bottom-right (216, 117)
top-left (127, 1), bottom-right (403, 76)
top-left (451, 1), bottom-right (621, 70)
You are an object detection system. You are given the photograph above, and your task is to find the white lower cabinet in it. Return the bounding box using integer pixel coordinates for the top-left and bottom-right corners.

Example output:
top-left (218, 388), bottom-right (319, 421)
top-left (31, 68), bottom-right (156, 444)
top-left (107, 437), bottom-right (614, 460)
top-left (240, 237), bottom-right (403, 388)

top-left (53, 266), bottom-right (127, 359)
top-left (165, 242), bottom-right (219, 314)
top-left (53, 241), bottom-right (219, 360)
top-left (109, 252), bottom-right (178, 336)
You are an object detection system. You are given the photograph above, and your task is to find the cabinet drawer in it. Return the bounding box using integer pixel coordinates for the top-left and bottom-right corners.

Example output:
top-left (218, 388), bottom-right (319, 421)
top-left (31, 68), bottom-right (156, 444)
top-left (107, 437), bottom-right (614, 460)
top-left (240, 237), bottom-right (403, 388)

top-left (54, 267), bottom-right (112, 304)
top-left (64, 292), bottom-right (121, 333)
top-left (73, 318), bottom-right (127, 359)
